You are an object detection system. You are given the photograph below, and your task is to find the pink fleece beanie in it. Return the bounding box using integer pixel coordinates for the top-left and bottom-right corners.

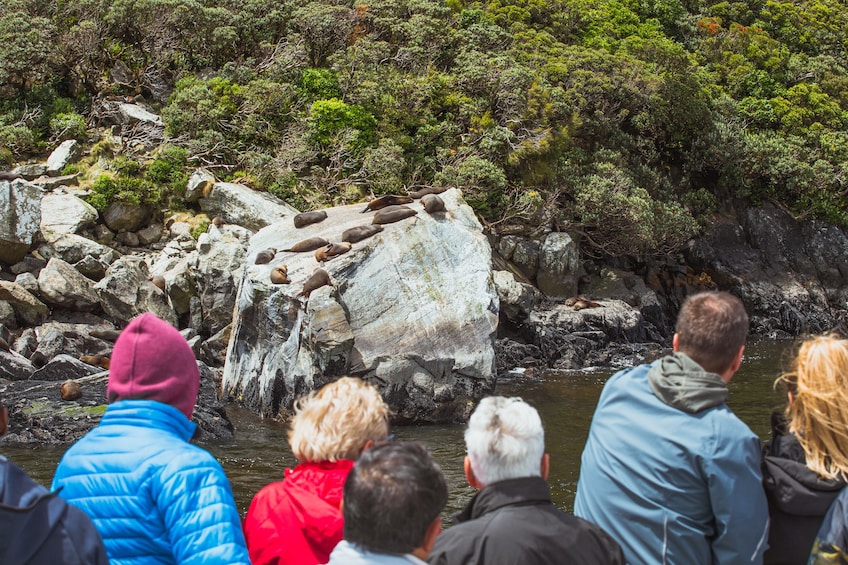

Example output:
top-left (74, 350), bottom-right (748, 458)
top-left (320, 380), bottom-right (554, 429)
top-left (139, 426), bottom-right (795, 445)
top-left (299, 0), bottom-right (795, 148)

top-left (107, 313), bottom-right (200, 419)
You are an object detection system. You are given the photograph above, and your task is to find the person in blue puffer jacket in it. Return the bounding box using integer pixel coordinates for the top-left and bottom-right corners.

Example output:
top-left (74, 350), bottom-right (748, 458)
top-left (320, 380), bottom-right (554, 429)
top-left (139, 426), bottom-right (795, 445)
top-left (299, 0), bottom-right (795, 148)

top-left (51, 312), bottom-right (250, 565)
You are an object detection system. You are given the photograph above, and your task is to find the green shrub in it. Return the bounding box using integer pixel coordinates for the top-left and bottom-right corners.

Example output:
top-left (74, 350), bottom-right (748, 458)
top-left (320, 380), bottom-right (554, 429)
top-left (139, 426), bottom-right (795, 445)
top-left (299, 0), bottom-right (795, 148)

top-left (0, 124), bottom-right (36, 157)
top-left (49, 112), bottom-right (87, 141)
top-left (309, 98), bottom-right (377, 151)
top-left (86, 174), bottom-right (161, 212)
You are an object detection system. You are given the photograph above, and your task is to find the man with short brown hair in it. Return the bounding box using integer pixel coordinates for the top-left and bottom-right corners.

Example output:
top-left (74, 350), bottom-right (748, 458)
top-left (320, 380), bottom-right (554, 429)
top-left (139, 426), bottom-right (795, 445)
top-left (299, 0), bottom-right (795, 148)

top-left (574, 291), bottom-right (769, 565)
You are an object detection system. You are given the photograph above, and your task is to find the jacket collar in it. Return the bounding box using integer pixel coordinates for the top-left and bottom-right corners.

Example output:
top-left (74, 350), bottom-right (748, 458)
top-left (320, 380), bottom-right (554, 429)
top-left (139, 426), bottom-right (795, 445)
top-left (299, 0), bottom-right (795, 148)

top-left (455, 476), bottom-right (551, 524)
top-left (100, 399), bottom-right (197, 441)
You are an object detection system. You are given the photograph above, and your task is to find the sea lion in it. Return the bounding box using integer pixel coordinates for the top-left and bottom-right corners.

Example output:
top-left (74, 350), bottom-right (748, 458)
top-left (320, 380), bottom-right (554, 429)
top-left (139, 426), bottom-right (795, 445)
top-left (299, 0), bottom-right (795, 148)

top-left (80, 354), bottom-right (111, 370)
top-left (283, 237), bottom-right (330, 252)
top-left (150, 274), bottom-right (166, 291)
top-left (212, 216), bottom-right (225, 228)
top-left (362, 194), bottom-right (414, 213)
top-left (60, 379), bottom-right (83, 401)
top-left (0, 171), bottom-right (21, 182)
top-left (421, 194), bottom-right (446, 214)
top-left (90, 328), bottom-right (120, 342)
top-left (372, 205), bottom-right (418, 225)
top-left (564, 296), bottom-right (585, 307)
top-left (254, 248), bottom-right (277, 264)
top-left (300, 268), bottom-right (332, 298)
top-left (270, 264), bottom-right (291, 284)
top-left (315, 242), bottom-right (352, 262)
top-left (573, 299), bottom-right (601, 311)
top-left (408, 186), bottom-right (447, 199)
top-left (293, 210), bottom-right (328, 228)
top-left (342, 224), bottom-right (383, 244)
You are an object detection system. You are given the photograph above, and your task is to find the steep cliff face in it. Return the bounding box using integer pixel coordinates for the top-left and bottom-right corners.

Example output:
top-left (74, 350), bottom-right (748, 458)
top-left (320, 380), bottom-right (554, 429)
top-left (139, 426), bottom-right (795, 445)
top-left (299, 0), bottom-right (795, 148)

top-left (222, 189), bottom-right (499, 423)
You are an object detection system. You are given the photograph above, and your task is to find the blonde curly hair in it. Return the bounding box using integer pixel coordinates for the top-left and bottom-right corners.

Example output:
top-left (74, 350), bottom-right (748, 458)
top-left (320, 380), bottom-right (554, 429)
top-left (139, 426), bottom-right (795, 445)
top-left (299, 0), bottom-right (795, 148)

top-left (288, 377), bottom-right (390, 463)
top-left (777, 334), bottom-right (848, 481)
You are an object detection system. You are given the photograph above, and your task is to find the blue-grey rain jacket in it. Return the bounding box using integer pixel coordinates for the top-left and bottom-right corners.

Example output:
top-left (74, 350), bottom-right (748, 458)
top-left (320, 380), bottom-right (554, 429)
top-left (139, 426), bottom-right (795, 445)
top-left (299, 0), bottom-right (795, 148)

top-left (574, 354), bottom-right (769, 565)
top-left (51, 400), bottom-right (250, 565)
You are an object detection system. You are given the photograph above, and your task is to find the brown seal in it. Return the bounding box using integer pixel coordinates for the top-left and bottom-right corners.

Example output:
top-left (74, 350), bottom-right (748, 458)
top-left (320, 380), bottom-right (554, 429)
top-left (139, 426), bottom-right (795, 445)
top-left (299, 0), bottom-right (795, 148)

top-left (293, 210), bottom-right (328, 228)
top-left (0, 171), bottom-right (21, 182)
top-left (342, 224), bottom-right (383, 244)
top-left (212, 216), bottom-right (225, 228)
top-left (572, 299), bottom-right (601, 311)
top-left (408, 186), bottom-right (447, 199)
top-left (255, 248), bottom-right (277, 264)
top-left (283, 237), bottom-right (330, 252)
top-left (60, 379), bottom-right (83, 401)
top-left (362, 194), bottom-right (414, 213)
top-left (315, 242), bottom-right (352, 262)
top-left (372, 205), bottom-right (418, 225)
top-left (80, 354), bottom-right (111, 370)
top-left (150, 274), bottom-right (166, 291)
top-left (90, 328), bottom-right (120, 342)
top-left (421, 194), bottom-right (446, 214)
top-left (270, 264), bottom-right (291, 284)
top-left (300, 268), bottom-right (332, 298)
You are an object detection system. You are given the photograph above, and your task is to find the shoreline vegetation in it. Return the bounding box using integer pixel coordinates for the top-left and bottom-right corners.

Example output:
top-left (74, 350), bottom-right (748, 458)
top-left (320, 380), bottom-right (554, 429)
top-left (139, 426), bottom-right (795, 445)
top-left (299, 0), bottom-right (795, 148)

top-left (1, 0), bottom-right (847, 259)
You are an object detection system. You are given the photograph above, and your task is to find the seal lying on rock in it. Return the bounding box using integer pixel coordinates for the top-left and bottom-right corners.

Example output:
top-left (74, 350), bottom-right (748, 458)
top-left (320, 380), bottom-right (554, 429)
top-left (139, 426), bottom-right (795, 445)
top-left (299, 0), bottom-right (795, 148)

top-left (255, 248), bottom-right (277, 264)
top-left (80, 354), bottom-right (111, 370)
top-left (300, 268), bottom-right (332, 298)
top-left (293, 210), bottom-right (328, 228)
top-left (0, 171), bottom-right (21, 181)
top-left (150, 274), bottom-right (166, 291)
top-left (372, 205), bottom-right (417, 225)
top-left (565, 296), bottom-right (602, 311)
top-left (60, 380), bottom-right (83, 401)
top-left (362, 194), bottom-right (413, 213)
top-left (270, 264), bottom-right (290, 284)
top-left (342, 224), bottom-right (383, 244)
top-left (315, 242), bottom-right (352, 262)
top-left (408, 186), bottom-right (447, 199)
top-left (421, 194), bottom-right (446, 214)
top-left (283, 237), bottom-right (329, 252)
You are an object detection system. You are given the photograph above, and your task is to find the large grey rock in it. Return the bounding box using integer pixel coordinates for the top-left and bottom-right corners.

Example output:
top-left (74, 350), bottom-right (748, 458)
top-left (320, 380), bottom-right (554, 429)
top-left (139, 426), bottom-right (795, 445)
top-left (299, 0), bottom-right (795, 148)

top-left (499, 235), bottom-right (541, 279)
top-left (0, 300), bottom-right (16, 328)
top-left (0, 179), bottom-right (45, 264)
top-left (118, 103), bottom-right (164, 127)
top-left (30, 353), bottom-right (100, 381)
top-left (37, 258), bottom-right (99, 311)
top-left (0, 281), bottom-right (49, 326)
top-left (185, 168), bottom-right (216, 203)
top-left (46, 140), bottom-right (82, 175)
top-left (39, 233), bottom-right (119, 265)
top-left (94, 255), bottom-right (177, 325)
top-left (187, 228), bottom-right (247, 335)
top-left (102, 201), bottom-right (151, 232)
top-left (199, 182), bottom-right (299, 232)
top-left (14, 272), bottom-right (39, 295)
top-left (0, 348), bottom-right (36, 380)
top-left (493, 270), bottom-right (539, 322)
top-left (536, 232), bottom-right (580, 299)
top-left (11, 164), bottom-right (47, 180)
top-left (28, 318), bottom-right (116, 367)
top-left (222, 189), bottom-right (498, 423)
top-left (40, 193), bottom-right (99, 236)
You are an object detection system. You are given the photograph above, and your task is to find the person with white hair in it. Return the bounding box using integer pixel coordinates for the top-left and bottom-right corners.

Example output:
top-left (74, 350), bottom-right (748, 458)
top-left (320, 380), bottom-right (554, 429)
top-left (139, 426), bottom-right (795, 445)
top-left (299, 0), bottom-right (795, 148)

top-left (427, 396), bottom-right (624, 565)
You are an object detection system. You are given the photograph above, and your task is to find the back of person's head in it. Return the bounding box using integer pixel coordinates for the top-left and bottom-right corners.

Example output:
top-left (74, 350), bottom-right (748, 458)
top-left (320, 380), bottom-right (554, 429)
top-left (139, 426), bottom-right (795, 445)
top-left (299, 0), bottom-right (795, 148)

top-left (342, 441), bottom-right (447, 555)
top-left (675, 291), bottom-right (749, 374)
top-left (107, 312), bottom-right (200, 419)
top-left (778, 334), bottom-right (848, 481)
top-left (465, 396), bottom-right (544, 487)
top-left (288, 376), bottom-right (390, 462)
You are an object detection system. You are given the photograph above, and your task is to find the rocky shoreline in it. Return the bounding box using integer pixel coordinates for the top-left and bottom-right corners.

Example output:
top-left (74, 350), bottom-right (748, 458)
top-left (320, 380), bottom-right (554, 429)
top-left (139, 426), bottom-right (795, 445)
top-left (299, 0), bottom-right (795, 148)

top-left (3, 107), bottom-right (848, 446)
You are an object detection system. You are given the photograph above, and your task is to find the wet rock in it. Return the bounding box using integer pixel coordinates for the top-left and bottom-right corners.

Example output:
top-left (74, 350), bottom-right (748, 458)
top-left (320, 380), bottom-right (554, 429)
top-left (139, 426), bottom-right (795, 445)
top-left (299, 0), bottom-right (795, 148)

top-left (37, 258), bottom-right (99, 311)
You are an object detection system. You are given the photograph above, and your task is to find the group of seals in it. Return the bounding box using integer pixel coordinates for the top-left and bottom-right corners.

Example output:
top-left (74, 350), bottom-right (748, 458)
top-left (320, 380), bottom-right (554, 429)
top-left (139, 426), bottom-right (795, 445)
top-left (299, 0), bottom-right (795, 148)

top-left (79, 354), bottom-right (111, 370)
top-left (362, 194), bottom-right (413, 213)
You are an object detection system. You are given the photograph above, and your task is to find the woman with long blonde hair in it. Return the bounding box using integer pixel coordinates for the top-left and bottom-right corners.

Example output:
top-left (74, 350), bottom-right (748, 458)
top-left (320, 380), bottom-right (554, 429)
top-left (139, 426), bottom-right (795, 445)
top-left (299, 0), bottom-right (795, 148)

top-left (762, 334), bottom-right (848, 564)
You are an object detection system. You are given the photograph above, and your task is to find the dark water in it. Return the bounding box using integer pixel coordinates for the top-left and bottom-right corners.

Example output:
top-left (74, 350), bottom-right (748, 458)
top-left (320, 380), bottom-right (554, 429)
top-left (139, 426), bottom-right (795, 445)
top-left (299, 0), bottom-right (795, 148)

top-left (4, 340), bottom-right (790, 519)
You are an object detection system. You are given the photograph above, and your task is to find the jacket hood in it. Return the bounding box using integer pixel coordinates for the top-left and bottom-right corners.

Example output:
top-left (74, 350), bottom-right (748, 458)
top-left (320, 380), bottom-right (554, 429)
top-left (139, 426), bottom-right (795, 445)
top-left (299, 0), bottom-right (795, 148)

top-left (107, 312), bottom-right (199, 419)
top-left (763, 456), bottom-right (845, 516)
top-left (648, 352), bottom-right (728, 413)
top-left (0, 457), bottom-right (62, 562)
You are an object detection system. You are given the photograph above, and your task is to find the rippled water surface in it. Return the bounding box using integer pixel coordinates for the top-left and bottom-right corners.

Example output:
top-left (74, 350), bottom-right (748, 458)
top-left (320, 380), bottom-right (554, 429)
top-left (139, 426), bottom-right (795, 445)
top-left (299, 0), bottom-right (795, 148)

top-left (5, 340), bottom-right (789, 518)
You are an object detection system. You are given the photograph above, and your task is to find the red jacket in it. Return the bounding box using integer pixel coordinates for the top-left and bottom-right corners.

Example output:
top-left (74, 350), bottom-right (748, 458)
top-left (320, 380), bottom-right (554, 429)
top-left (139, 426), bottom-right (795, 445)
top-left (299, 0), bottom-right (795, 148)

top-left (243, 460), bottom-right (355, 565)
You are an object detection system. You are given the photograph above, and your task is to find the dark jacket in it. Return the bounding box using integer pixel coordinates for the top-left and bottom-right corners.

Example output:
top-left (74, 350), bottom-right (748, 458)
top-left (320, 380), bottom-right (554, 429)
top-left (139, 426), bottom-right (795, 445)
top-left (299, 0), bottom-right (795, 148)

top-left (0, 456), bottom-right (108, 565)
top-left (762, 416), bottom-right (845, 565)
top-left (427, 476), bottom-right (624, 565)
top-left (810, 486), bottom-right (848, 564)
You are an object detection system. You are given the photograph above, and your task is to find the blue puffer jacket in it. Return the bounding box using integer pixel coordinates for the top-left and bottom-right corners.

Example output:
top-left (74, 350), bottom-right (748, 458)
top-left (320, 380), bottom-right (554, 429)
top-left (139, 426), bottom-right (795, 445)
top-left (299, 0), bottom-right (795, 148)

top-left (51, 400), bottom-right (250, 565)
top-left (574, 357), bottom-right (769, 565)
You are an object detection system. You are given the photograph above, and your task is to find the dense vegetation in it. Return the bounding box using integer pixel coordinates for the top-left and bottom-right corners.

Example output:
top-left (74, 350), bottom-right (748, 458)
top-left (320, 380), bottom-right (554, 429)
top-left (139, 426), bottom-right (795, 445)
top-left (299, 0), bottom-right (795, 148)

top-left (1, 0), bottom-right (846, 256)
